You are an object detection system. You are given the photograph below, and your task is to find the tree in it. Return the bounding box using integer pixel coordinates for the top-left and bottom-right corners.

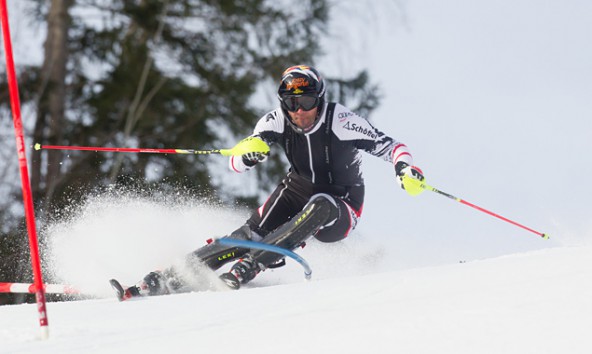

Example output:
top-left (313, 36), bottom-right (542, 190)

top-left (12, 0), bottom-right (382, 211)
top-left (31, 0), bottom-right (72, 207)
top-left (24, 0), bottom-right (331, 208)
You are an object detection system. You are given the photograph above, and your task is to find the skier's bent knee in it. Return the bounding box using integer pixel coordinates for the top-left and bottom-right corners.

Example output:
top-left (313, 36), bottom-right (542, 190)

top-left (306, 193), bottom-right (340, 227)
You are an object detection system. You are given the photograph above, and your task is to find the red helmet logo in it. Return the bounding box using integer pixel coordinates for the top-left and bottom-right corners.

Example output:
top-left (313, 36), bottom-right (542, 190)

top-left (285, 77), bottom-right (310, 94)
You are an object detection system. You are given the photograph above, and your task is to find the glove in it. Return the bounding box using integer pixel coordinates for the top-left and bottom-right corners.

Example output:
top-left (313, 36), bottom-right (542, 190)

top-left (395, 161), bottom-right (425, 196)
top-left (242, 151), bottom-right (269, 167)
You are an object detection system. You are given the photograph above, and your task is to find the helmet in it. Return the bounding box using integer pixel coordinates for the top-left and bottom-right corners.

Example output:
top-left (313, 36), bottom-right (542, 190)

top-left (278, 65), bottom-right (325, 104)
top-left (277, 65), bottom-right (326, 100)
top-left (277, 65), bottom-right (326, 133)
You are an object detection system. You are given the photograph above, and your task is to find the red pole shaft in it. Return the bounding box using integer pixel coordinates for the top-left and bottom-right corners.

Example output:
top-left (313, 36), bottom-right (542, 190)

top-left (458, 198), bottom-right (547, 238)
top-left (430, 185), bottom-right (547, 239)
top-left (408, 177), bottom-right (549, 239)
top-left (39, 144), bottom-right (180, 154)
top-left (0, 0), bottom-right (49, 337)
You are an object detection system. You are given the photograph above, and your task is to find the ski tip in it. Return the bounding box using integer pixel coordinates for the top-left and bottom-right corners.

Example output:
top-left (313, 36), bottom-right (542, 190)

top-left (34, 143), bottom-right (41, 150)
top-left (541, 233), bottom-right (550, 240)
top-left (109, 279), bottom-right (125, 301)
top-left (219, 273), bottom-right (240, 290)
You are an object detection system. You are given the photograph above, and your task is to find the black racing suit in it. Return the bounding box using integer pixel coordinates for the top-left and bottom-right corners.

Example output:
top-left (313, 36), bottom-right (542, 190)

top-left (168, 102), bottom-right (415, 292)
top-left (231, 102), bottom-right (413, 247)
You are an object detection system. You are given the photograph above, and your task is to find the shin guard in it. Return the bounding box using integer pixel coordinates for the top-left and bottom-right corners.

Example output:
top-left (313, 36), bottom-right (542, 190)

top-left (251, 193), bottom-right (339, 268)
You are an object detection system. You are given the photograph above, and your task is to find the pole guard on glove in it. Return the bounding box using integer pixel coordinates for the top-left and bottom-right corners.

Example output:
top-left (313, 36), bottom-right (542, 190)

top-left (395, 161), bottom-right (425, 196)
top-left (242, 151), bottom-right (269, 167)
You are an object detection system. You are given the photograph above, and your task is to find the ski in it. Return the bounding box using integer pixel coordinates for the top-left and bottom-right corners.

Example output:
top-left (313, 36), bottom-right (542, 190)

top-left (109, 279), bottom-right (140, 301)
top-left (109, 279), bottom-right (125, 301)
top-left (219, 273), bottom-right (240, 290)
top-left (110, 239), bottom-right (313, 301)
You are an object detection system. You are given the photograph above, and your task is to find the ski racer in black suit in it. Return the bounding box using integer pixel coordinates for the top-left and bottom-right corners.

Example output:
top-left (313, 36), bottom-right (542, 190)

top-left (118, 65), bottom-right (425, 298)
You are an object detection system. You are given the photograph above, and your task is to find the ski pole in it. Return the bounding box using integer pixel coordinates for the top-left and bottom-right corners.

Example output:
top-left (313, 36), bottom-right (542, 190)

top-left (0, 282), bottom-right (80, 294)
top-left (402, 176), bottom-right (550, 239)
top-left (33, 136), bottom-right (270, 157)
top-left (35, 143), bottom-right (225, 155)
top-left (216, 238), bottom-right (313, 280)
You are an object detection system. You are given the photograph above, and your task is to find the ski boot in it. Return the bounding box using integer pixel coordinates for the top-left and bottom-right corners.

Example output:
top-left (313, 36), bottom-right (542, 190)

top-left (110, 269), bottom-right (184, 301)
top-left (219, 256), bottom-right (261, 290)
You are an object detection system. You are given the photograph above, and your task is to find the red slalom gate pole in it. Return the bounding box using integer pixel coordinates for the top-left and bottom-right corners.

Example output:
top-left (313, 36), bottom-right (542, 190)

top-left (0, 282), bottom-right (80, 295)
top-left (0, 1), bottom-right (49, 339)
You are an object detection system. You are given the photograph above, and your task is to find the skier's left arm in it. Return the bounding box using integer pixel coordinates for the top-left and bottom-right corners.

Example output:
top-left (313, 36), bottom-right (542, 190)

top-left (333, 105), bottom-right (425, 195)
top-left (388, 141), bottom-right (425, 196)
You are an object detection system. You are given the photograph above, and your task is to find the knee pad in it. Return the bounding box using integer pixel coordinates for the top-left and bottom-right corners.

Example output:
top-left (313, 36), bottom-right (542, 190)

top-left (249, 193), bottom-right (340, 268)
top-left (306, 193), bottom-right (340, 228)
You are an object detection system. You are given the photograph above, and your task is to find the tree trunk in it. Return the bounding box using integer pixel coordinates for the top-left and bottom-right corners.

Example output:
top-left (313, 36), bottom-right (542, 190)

top-left (33, 0), bottom-right (72, 206)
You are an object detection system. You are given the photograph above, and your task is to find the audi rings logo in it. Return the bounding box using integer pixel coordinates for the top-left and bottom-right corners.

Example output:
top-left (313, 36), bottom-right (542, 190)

top-left (337, 112), bottom-right (355, 121)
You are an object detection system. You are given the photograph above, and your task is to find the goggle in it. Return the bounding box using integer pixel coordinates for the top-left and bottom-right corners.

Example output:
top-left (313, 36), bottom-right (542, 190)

top-left (281, 95), bottom-right (320, 112)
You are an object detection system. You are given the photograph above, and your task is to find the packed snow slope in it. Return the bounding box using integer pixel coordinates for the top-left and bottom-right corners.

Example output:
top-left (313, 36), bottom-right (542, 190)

top-left (2, 193), bottom-right (591, 354)
top-left (1, 243), bottom-right (591, 354)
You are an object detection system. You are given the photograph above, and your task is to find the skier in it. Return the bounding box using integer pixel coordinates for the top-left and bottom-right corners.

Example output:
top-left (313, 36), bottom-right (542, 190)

top-left (112, 65), bottom-right (425, 300)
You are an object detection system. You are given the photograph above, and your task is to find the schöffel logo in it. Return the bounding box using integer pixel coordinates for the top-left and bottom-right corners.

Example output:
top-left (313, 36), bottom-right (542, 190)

top-left (343, 122), bottom-right (378, 139)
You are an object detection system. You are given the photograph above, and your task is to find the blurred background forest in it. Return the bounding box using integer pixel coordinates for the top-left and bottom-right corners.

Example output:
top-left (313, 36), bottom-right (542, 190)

top-left (0, 0), bottom-right (383, 305)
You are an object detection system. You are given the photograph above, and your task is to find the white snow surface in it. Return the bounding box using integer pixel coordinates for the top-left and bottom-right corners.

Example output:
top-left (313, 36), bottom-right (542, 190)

top-left (0, 194), bottom-right (591, 354)
top-left (2, 231), bottom-right (591, 353)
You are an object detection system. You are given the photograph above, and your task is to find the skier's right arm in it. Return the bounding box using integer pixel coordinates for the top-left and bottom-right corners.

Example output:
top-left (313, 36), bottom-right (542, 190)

top-left (228, 109), bottom-right (284, 173)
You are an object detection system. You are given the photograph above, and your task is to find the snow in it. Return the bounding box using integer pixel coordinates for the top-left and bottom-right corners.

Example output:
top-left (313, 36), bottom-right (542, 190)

top-left (4, 192), bottom-right (589, 353)
top-left (2, 242), bottom-right (592, 353)
top-left (1, 193), bottom-right (591, 353)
